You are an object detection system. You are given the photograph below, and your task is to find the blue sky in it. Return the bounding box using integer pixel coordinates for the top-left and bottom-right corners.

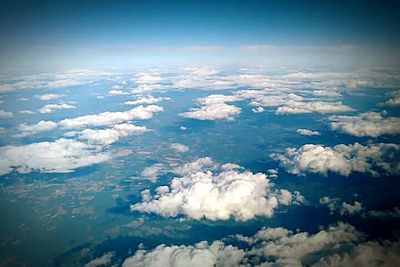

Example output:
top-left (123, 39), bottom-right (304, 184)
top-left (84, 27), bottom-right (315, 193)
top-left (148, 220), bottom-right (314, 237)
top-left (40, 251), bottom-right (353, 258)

top-left (1, 0), bottom-right (400, 69)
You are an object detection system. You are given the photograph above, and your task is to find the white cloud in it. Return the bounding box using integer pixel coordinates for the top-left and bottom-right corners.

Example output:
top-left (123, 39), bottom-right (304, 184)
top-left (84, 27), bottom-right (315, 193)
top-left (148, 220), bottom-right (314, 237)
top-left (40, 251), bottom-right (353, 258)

top-left (180, 103), bottom-right (241, 120)
top-left (385, 90), bottom-right (400, 106)
top-left (79, 123), bottom-right (148, 145)
top-left (252, 107), bottom-right (265, 113)
top-left (170, 143), bottom-right (189, 153)
top-left (297, 128), bottom-right (321, 136)
top-left (38, 103), bottom-right (76, 114)
top-left (140, 163), bottom-right (168, 182)
top-left (107, 89), bottom-right (129, 96)
top-left (276, 101), bottom-right (353, 114)
top-left (19, 110), bottom-right (35, 114)
top-left (34, 93), bottom-right (64, 101)
top-left (319, 197), bottom-right (363, 215)
top-left (179, 94), bottom-right (241, 121)
top-left (123, 222), bottom-right (399, 267)
top-left (123, 241), bottom-right (245, 267)
top-left (0, 110), bottom-right (13, 118)
top-left (329, 112), bottom-right (400, 137)
top-left (59, 105), bottom-right (163, 129)
top-left (131, 158), bottom-right (303, 221)
top-left (272, 142), bottom-right (400, 176)
top-left (84, 252), bottom-right (115, 267)
top-left (0, 138), bottom-right (110, 176)
top-left (15, 120), bottom-right (57, 137)
top-left (125, 95), bottom-right (170, 106)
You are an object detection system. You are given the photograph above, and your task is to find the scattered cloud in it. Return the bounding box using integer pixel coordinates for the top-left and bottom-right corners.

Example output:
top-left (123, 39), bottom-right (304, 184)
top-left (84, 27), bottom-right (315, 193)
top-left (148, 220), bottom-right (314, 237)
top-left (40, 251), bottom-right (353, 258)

top-left (297, 128), bottom-right (321, 136)
top-left (84, 252), bottom-right (116, 267)
top-left (385, 90), bottom-right (400, 106)
top-left (271, 142), bottom-right (400, 176)
top-left (15, 120), bottom-right (57, 137)
top-left (34, 93), bottom-right (64, 101)
top-left (0, 138), bottom-right (110, 176)
top-left (79, 123), bottom-right (148, 145)
top-left (170, 143), bottom-right (189, 153)
top-left (0, 110), bottom-right (13, 118)
top-left (125, 95), bottom-right (170, 106)
top-left (329, 112), bottom-right (400, 137)
top-left (320, 197), bottom-right (363, 215)
top-left (140, 163), bottom-right (168, 182)
top-left (59, 105), bottom-right (163, 129)
top-left (38, 103), bottom-right (76, 114)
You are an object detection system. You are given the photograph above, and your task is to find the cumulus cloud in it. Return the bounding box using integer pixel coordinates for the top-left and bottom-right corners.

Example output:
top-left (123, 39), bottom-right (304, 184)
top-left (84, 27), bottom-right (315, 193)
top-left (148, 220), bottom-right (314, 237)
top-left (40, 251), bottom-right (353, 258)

top-left (59, 105), bottom-right (163, 129)
top-left (123, 241), bottom-right (245, 267)
top-left (179, 94), bottom-right (241, 121)
top-left (131, 158), bottom-right (303, 221)
top-left (297, 128), bottom-right (321, 136)
top-left (34, 93), bottom-right (64, 101)
top-left (180, 103), bottom-right (241, 120)
top-left (79, 123), bottom-right (148, 145)
top-left (0, 138), bottom-right (110, 176)
top-left (38, 103), bottom-right (76, 114)
top-left (0, 110), bottom-right (13, 118)
top-left (271, 142), bottom-right (400, 176)
top-left (15, 120), bottom-right (57, 137)
top-left (329, 112), bottom-right (400, 137)
top-left (123, 222), bottom-right (399, 267)
top-left (169, 143), bottom-right (189, 153)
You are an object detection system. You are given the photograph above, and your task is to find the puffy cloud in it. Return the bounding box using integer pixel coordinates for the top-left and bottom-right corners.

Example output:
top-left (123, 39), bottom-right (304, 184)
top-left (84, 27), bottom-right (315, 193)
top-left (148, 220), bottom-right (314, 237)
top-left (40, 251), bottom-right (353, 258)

top-left (0, 109), bottom-right (13, 118)
top-left (123, 241), bottom-right (245, 267)
top-left (297, 128), bottom-right (321, 136)
top-left (79, 123), bottom-right (148, 145)
top-left (319, 197), bottom-right (363, 215)
top-left (59, 105), bottom-right (163, 129)
top-left (0, 138), bottom-right (110, 176)
top-left (38, 103), bottom-right (76, 114)
top-left (125, 95), bottom-right (170, 106)
top-left (131, 158), bottom-right (303, 221)
top-left (34, 93), bottom-right (64, 101)
top-left (180, 94), bottom-right (241, 121)
top-left (84, 252), bottom-right (115, 267)
top-left (180, 103), bottom-right (241, 120)
top-left (329, 112), bottom-right (400, 137)
top-left (271, 142), bottom-right (400, 177)
top-left (170, 143), bottom-right (189, 153)
top-left (15, 120), bottom-right (57, 137)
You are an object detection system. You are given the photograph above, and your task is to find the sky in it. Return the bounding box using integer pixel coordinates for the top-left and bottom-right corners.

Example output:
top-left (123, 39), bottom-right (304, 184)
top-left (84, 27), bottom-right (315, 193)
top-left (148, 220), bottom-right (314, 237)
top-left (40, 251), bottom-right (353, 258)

top-left (1, 0), bottom-right (400, 69)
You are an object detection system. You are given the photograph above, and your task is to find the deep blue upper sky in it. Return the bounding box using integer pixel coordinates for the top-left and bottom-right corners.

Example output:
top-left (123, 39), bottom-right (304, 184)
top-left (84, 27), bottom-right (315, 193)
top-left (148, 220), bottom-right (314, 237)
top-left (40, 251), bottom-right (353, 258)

top-left (1, 0), bottom-right (399, 69)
